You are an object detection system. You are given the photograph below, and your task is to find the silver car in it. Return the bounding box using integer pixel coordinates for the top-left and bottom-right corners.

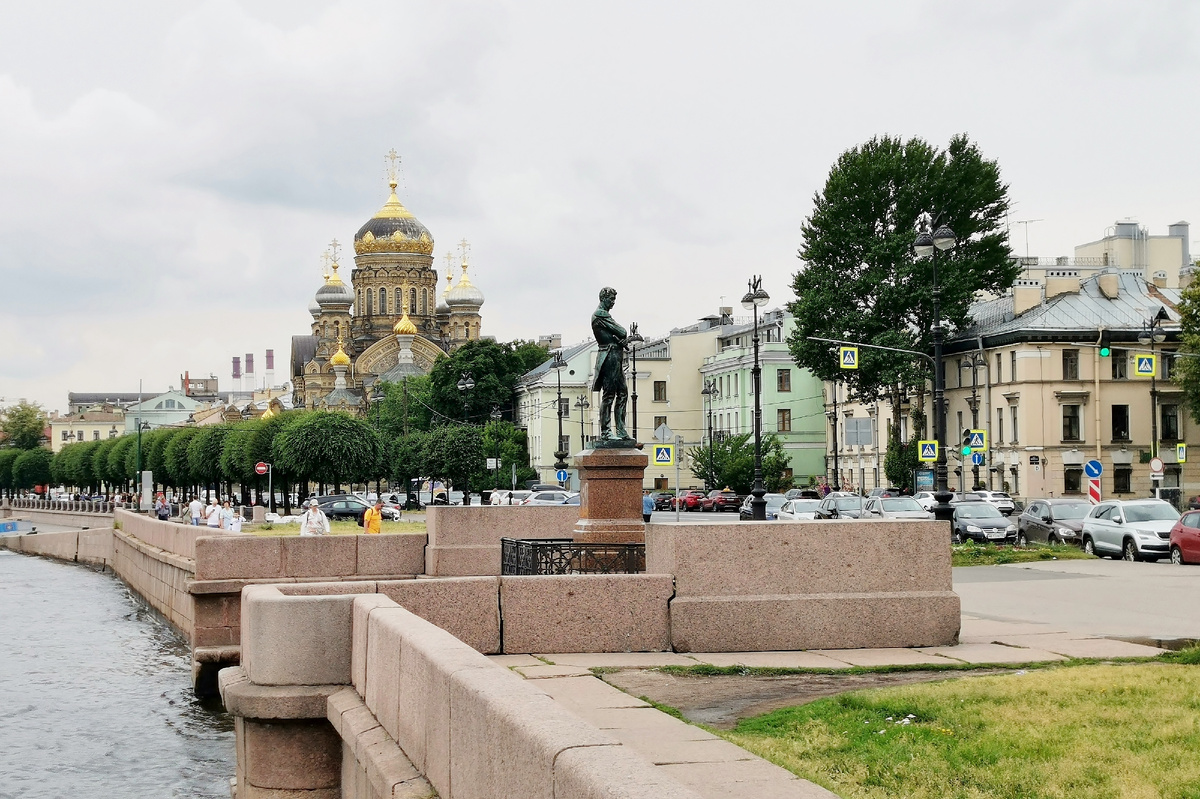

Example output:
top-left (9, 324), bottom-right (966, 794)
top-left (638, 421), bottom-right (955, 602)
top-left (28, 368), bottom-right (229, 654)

top-left (863, 496), bottom-right (934, 520)
top-left (777, 498), bottom-right (821, 520)
top-left (1082, 499), bottom-right (1179, 561)
top-left (971, 490), bottom-right (1016, 515)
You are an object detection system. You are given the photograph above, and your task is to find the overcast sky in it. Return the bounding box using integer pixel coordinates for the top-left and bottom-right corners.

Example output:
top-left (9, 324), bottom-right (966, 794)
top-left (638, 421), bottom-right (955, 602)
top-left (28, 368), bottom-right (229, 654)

top-left (2, 0), bottom-right (1198, 412)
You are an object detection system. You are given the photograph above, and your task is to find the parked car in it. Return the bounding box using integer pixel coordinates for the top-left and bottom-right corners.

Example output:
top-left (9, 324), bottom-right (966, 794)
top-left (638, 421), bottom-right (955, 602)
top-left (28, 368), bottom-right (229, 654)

top-left (318, 494), bottom-right (400, 520)
top-left (522, 490), bottom-right (575, 506)
top-left (561, 494), bottom-right (581, 506)
top-left (970, 490), bottom-right (1016, 515)
top-left (863, 496), bottom-right (933, 520)
top-left (913, 491), bottom-right (937, 511)
top-left (701, 488), bottom-right (743, 513)
top-left (737, 493), bottom-right (788, 521)
top-left (952, 503), bottom-right (1017, 544)
top-left (672, 490), bottom-right (708, 511)
top-left (866, 487), bottom-right (903, 498)
top-left (315, 495), bottom-right (372, 521)
top-left (1169, 510), bottom-right (1200, 564)
top-left (651, 491), bottom-right (676, 511)
top-left (1017, 498), bottom-right (1092, 546)
top-left (1082, 499), bottom-right (1179, 561)
top-left (777, 498), bottom-right (821, 520)
top-left (784, 488), bottom-right (821, 500)
top-left (814, 493), bottom-right (865, 520)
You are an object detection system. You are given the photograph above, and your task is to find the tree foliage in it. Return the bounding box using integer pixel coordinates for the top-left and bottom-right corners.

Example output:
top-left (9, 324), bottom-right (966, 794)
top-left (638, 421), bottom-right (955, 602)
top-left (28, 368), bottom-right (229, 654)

top-left (428, 339), bottom-right (549, 423)
top-left (1, 401), bottom-right (48, 450)
top-left (688, 433), bottom-right (791, 494)
top-left (423, 424), bottom-right (485, 496)
top-left (0, 448), bottom-right (21, 495)
top-left (373, 376), bottom-right (434, 439)
top-left (164, 428), bottom-right (200, 489)
top-left (479, 420), bottom-right (536, 490)
top-left (273, 411), bottom-right (382, 486)
top-left (1173, 279), bottom-right (1200, 423)
top-left (787, 134), bottom-right (1015, 406)
top-left (12, 447), bottom-right (53, 490)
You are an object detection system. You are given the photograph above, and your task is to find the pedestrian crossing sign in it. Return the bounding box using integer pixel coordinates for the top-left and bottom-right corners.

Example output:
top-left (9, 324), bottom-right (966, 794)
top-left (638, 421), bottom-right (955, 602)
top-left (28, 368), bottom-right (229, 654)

top-left (968, 430), bottom-right (987, 451)
top-left (653, 444), bottom-right (675, 466)
top-left (839, 347), bottom-right (859, 370)
top-left (1135, 354), bottom-right (1157, 377)
top-left (1178, 443), bottom-right (1188, 464)
top-left (918, 440), bottom-right (938, 462)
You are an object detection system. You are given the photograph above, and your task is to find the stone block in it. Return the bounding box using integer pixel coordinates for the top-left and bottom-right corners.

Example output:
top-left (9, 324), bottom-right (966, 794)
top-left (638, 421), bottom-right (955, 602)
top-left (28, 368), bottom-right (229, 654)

top-left (242, 719), bottom-right (341, 791)
top-left (377, 577), bottom-right (500, 653)
top-left (668, 592), bottom-right (962, 652)
top-left (277, 581), bottom-right (378, 596)
top-left (364, 606), bottom-right (420, 742)
top-left (395, 620), bottom-right (496, 794)
top-left (357, 533), bottom-right (426, 576)
top-left (448, 665), bottom-right (619, 799)
top-left (574, 448), bottom-right (647, 529)
top-left (194, 625), bottom-right (237, 647)
top-left (353, 595), bottom-right (399, 695)
top-left (242, 586), bottom-right (355, 686)
top-left (281, 535), bottom-right (358, 578)
top-left (647, 521), bottom-right (952, 597)
top-left (426, 505), bottom-right (579, 548)
top-left (220, 666), bottom-right (344, 720)
top-left (196, 536), bottom-right (282, 581)
top-left (326, 687), bottom-right (362, 738)
top-left (553, 743), bottom-right (706, 799)
top-left (499, 574), bottom-right (672, 654)
top-left (423, 544), bottom-right (504, 578)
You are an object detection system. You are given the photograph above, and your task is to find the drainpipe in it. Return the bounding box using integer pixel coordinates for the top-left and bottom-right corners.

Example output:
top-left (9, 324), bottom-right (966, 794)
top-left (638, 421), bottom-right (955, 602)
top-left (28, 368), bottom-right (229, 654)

top-left (978, 336), bottom-right (992, 490)
top-left (1094, 327), bottom-right (1104, 461)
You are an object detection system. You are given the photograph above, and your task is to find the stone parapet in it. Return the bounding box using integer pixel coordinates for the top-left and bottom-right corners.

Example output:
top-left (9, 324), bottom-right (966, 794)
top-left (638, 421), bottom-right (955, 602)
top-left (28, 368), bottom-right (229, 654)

top-left (116, 509), bottom-right (222, 560)
top-left (194, 532), bottom-right (427, 581)
top-left (646, 520), bottom-right (960, 652)
top-left (424, 505), bottom-right (577, 576)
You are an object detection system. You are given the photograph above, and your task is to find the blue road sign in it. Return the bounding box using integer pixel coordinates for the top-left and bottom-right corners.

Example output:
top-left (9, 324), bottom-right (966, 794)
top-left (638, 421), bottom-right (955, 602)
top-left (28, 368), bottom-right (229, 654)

top-left (1084, 459), bottom-right (1103, 479)
top-left (971, 452), bottom-right (985, 466)
top-left (652, 444), bottom-right (675, 466)
top-left (555, 469), bottom-right (569, 482)
top-left (918, 441), bottom-right (938, 462)
top-left (1135, 354), bottom-right (1156, 377)
top-left (968, 430), bottom-right (987, 450)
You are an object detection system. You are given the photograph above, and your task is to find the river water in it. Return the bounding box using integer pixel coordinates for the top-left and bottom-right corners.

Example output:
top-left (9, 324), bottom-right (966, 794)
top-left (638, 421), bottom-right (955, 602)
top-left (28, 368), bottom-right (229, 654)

top-left (0, 550), bottom-right (235, 799)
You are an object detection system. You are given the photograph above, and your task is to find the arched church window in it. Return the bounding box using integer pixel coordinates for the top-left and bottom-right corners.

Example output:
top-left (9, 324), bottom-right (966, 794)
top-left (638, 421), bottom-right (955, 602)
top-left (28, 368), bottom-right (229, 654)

top-left (396, 288), bottom-right (404, 313)
top-left (366, 290), bottom-right (373, 315)
top-left (379, 288), bottom-right (388, 315)
top-left (410, 288), bottom-right (417, 315)
top-left (421, 289), bottom-right (428, 315)
top-left (464, 322), bottom-right (470, 339)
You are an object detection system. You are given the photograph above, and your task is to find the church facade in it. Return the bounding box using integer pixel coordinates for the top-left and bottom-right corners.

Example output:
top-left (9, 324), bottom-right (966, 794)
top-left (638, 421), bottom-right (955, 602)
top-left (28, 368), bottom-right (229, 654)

top-left (291, 169), bottom-right (486, 412)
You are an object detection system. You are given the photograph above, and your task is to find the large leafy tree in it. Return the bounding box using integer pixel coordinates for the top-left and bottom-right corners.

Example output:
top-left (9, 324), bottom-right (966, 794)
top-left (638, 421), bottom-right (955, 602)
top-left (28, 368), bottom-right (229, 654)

top-left (273, 411), bottom-right (383, 488)
top-left (428, 339), bottom-right (549, 424)
top-left (787, 134), bottom-right (1015, 423)
top-left (388, 430), bottom-right (429, 501)
top-left (164, 428), bottom-right (200, 492)
top-left (373, 376), bottom-right (434, 440)
top-left (188, 426), bottom-right (231, 493)
top-left (479, 419), bottom-right (537, 490)
top-left (13, 447), bottom-right (53, 491)
top-left (423, 424), bottom-right (485, 500)
top-left (1, 401), bottom-right (48, 450)
top-left (688, 433), bottom-right (791, 494)
top-left (1173, 279), bottom-right (1200, 423)
top-left (0, 448), bottom-right (20, 497)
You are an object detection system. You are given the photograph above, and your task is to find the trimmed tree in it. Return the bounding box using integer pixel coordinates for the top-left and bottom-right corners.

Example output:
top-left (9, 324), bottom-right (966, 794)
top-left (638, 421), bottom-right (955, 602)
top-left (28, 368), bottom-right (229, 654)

top-left (0, 448), bottom-right (21, 497)
top-left (13, 447), bottom-right (53, 491)
top-left (423, 424), bottom-right (485, 503)
top-left (273, 411), bottom-right (383, 491)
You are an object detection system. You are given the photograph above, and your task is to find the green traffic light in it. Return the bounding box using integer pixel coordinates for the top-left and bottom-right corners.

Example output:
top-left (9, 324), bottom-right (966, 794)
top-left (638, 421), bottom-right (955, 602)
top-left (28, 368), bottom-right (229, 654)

top-left (1099, 346), bottom-right (1111, 357)
top-left (961, 446), bottom-right (972, 456)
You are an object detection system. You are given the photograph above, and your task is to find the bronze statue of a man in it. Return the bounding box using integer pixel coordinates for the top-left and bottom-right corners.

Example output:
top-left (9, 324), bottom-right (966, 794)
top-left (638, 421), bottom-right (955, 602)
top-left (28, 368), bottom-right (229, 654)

top-left (590, 287), bottom-right (635, 446)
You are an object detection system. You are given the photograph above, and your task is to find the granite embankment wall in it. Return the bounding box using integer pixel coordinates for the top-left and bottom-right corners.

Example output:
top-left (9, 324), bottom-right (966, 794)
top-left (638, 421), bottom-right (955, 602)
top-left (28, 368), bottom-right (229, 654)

top-left (221, 587), bottom-right (702, 799)
top-left (0, 527), bottom-right (114, 566)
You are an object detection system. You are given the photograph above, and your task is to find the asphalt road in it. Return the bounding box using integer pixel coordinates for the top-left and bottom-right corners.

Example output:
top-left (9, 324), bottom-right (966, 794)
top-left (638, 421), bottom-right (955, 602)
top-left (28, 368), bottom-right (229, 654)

top-left (954, 559), bottom-right (1200, 643)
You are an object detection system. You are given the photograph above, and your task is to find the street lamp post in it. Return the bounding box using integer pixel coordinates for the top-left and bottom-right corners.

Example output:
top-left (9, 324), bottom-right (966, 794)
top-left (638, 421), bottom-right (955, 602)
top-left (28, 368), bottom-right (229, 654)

top-left (1138, 307), bottom-right (1169, 496)
top-left (489, 407), bottom-right (502, 488)
top-left (914, 220), bottom-right (957, 522)
top-left (960, 353), bottom-right (986, 490)
top-left (134, 420), bottom-right (150, 511)
top-left (551, 352), bottom-right (568, 479)
top-left (742, 276), bottom-right (770, 521)
top-left (370, 384), bottom-right (385, 499)
top-left (456, 373), bottom-right (476, 504)
top-left (573, 395), bottom-right (589, 449)
top-left (700, 379), bottom-right (719, 491)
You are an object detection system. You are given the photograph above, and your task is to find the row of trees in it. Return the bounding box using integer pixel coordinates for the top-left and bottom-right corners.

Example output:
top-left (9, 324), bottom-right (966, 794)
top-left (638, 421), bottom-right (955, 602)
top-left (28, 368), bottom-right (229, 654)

top-left (21, 404), bottom-right (537, 508)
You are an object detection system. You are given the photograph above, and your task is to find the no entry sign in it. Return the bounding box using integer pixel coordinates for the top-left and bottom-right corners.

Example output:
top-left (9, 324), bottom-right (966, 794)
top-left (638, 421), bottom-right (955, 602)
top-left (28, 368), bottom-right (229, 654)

top-left (255, 462), bottom-right (270, 475)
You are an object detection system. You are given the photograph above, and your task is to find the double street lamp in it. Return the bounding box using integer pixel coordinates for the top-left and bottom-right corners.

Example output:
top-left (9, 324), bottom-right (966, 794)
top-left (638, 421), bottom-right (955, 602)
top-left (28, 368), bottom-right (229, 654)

top-left (550, 352), bottom-right (569, 476)
top-left (700, 379), bottom-right (719, 491)
top-left (742, 276), bottom-right (770, 521)
top-left (573, 395), bottom-right (589, 449)
top-left (1138, 307), bottom-right (1169, 475)
top-left (913, 220), bottom-right (957, 522)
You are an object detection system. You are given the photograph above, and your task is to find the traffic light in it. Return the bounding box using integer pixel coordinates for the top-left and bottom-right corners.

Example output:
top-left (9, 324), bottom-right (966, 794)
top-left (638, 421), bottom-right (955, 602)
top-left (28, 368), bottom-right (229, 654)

top-left (961, 429), bottom-right (972, 457)
top-left (1099, 330), bottom-right (1111, 358)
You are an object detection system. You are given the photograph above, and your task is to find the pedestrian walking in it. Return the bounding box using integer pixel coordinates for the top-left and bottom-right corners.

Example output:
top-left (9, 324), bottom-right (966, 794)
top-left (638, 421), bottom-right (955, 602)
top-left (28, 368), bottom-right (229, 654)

top-left (188, 496), bottom-right (203, 526)
top-left (299, 498), bottom-right (330, 536)
top-left (220, 500), bottom-right (234, 530)
top-left (362, 499), bottom-right (384, 535)
top-left (205, 498), bottom-right (222, 529)
top-left (154, 494), bottom-right (171, 521)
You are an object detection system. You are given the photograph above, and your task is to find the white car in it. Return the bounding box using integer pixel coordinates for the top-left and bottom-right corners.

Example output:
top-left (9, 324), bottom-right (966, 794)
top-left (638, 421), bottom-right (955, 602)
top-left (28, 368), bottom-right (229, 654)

top-left (913, 492), bottom-right (937, 512)
top-left (863, 496), bottom-right (934, 520)
top-left (970, 490), bottom-right (1016, 515)
top-left (521, 490), bottom-right (576, 506)
top-left (1082, 499), bottom-right (1179, 561)
top-left (777, 498), bottom-right (821, 520)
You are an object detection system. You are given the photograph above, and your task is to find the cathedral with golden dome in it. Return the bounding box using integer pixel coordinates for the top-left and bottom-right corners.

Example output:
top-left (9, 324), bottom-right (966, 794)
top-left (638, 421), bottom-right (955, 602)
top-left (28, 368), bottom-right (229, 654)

top-left (290, 153), bottom-right (486, 412)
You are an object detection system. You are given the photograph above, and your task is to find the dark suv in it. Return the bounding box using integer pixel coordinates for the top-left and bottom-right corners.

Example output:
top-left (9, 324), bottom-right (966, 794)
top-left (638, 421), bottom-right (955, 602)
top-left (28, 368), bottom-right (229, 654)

top-left (701, 489), bottom-right (743, 513)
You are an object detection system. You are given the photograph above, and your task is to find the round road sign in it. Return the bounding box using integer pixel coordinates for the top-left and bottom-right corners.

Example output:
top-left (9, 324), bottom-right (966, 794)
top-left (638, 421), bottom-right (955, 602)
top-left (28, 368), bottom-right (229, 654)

top-left (1149, 457), bottom-right (1165, 475)
top-left (555, 469), bottom-right (569, 483)
top-left (1084, 459), bottom-right (1103, 479)
top-left (255, 462), bottom-right (270, 475)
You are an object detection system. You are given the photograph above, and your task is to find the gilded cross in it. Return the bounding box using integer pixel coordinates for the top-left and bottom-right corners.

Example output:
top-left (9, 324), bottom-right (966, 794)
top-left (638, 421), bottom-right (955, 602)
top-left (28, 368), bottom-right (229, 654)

top-left (384, 149), bottom-right (401, 187)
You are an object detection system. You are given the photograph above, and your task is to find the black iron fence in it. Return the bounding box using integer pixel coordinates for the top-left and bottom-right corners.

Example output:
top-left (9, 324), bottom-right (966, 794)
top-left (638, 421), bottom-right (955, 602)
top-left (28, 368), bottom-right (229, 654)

top-left (501, 538), bottom-right (645, 575)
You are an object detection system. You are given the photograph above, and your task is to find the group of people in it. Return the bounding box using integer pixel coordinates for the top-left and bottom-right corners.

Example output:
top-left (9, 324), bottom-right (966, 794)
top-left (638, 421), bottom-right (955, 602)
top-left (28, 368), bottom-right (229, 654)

top-left (294, 498), bottom-right (387, 536)
top-left (176, 495), bottom-right (244, 532)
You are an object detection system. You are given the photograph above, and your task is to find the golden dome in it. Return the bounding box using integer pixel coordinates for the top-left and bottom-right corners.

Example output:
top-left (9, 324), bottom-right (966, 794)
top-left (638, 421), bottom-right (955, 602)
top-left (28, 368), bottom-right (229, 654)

top-left (393, 311), bottom-right (418, 336)
top-left (354, 179), bottom-right (435, 256)
top-left (330, 334), bottom-right (351, 368)
top-left (261, 406), bottom-right (276, 419)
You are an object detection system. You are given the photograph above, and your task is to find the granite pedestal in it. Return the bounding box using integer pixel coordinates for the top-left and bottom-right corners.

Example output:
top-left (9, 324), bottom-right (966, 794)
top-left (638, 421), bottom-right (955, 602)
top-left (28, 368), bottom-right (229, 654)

top-left (573, 448), bottom-right (647, 544)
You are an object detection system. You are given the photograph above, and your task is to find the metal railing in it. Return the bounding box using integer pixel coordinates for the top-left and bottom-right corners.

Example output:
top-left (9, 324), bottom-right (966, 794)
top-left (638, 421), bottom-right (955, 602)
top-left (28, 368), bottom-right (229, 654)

top-left (6, 498), bottom-right (113, 514)
top-left (501, 538), bottom-right (645, 575)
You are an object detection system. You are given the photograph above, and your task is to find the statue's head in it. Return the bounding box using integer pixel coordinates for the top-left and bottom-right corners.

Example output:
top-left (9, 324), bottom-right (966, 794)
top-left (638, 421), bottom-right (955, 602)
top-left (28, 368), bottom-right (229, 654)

top-left (599, 286), bottom-right (617, 309)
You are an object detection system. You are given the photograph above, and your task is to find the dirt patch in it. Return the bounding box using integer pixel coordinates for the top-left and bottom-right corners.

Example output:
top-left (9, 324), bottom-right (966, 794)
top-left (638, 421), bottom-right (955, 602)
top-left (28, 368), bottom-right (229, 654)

top-left (601, 668), bottom-right (1010, 729)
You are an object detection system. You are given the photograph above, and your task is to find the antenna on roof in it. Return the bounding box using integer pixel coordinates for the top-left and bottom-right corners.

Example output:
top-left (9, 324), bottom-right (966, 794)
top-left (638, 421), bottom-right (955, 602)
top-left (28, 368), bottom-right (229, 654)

top-left (1009, 219), bottom-right (1043, 259)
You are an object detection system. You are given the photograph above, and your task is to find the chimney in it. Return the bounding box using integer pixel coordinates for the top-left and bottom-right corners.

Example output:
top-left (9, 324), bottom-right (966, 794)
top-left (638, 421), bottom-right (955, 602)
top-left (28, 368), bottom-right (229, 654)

top-left (184, 370), bottom-right (190, 397)
top-left (265, 349), bottom-right (275, 389)
top-left (232, 357), bottom-right (242, 391)
top-left (1044, 276), bottom-right (1080, 299)
top-left (1098, 272), bottom-right (1120, 299)
top-left (245, 353), bottom-right (255, 391)
top-left (1013, 279), bottom-right (1042, 316)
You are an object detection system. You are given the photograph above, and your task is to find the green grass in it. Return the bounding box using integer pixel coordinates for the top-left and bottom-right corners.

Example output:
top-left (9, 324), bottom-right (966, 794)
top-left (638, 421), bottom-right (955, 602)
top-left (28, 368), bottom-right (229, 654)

top-left (722, 662), bottom-right (1200, 799)
top-left (952, 541), bottom-right (1094, 567)
top-left (246, 520), bottom-right (426, 536)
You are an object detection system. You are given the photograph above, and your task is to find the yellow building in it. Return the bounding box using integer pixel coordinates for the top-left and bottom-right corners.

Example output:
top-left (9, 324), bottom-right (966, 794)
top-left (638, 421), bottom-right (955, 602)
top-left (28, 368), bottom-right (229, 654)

top-left (49, 409), bottom-right (124, 452)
